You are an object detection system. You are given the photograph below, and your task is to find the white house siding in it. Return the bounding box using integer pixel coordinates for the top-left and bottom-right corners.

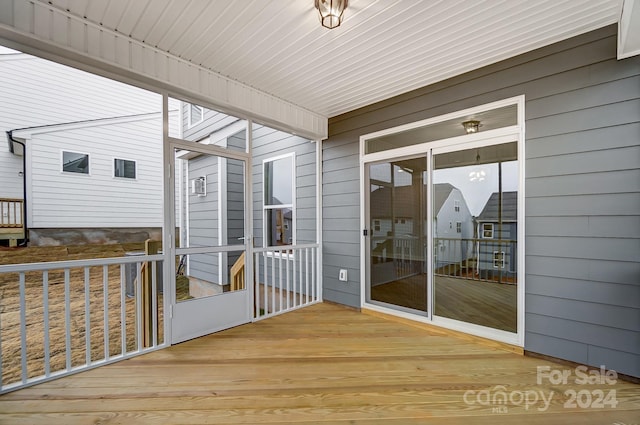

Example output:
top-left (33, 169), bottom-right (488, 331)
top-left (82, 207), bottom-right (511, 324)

top-left (22, 116), bottom-right (163, 228)
top-left (433, 188), bottom-right (474, 268)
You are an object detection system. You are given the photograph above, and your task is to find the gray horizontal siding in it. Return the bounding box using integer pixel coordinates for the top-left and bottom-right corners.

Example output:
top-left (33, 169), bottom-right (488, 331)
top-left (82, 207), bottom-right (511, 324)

top-left (323, 24), bottom-right (640, 376)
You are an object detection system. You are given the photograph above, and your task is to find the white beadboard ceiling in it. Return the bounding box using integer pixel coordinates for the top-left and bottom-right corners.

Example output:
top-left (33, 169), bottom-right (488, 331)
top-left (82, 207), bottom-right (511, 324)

top-left (29, 0), bottom-right (623, 118)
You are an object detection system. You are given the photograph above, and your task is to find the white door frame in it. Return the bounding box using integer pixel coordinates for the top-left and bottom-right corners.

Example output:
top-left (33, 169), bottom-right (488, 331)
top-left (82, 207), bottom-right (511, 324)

top-left (162, 94), bottom-right (254, 344)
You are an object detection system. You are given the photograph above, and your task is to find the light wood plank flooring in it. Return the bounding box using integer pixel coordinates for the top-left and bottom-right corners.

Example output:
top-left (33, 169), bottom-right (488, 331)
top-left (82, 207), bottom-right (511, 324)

top-left (0, 303), bottom-right (638, 424)
top-left (372, 274), bottom-right (517, 332)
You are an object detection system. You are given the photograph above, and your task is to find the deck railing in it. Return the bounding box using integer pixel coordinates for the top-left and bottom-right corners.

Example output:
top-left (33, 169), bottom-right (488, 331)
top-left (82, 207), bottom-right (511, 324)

top-left (0, 255), bottom-right (165, 394)
top-left (0, 198), bottom-right (24, 229)
top-left (434, 237), bottom-right (517, 283)
top-left (253, 244), bottom-right (320, 320)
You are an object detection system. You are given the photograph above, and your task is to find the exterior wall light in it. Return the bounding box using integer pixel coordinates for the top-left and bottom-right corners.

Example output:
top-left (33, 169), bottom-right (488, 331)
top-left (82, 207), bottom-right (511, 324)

top-left (462, 120), bottom-right (481, 134)
top-left (315, 0), bottom-right (348, 29)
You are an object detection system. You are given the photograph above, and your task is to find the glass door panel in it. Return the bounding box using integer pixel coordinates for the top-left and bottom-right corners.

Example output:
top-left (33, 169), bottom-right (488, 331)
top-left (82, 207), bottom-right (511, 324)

top-left (432, 142), bottom-right (518, 332)
top-left (367, 157), bottom-right (427, 314)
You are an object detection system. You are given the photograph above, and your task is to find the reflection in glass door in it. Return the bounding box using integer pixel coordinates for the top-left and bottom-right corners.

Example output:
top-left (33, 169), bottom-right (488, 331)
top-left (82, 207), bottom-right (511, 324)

top-left (432, 142), bottom-right (518, 332)
top-left (367, 157), bottom-right (428, 314)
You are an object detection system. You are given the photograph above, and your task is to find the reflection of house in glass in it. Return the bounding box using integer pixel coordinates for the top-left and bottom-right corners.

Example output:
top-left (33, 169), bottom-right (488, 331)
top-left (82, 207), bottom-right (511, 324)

top-left (370, 182), bottom-right (473, 285)
top-left (475, 191), bottom-right (518, 281)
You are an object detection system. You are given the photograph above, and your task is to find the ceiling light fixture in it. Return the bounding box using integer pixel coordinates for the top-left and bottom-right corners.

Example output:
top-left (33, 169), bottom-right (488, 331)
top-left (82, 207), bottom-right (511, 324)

top-left (462, 120), bottom-right (481, 134)
top-left (315, 0), bottom-right (348, 29)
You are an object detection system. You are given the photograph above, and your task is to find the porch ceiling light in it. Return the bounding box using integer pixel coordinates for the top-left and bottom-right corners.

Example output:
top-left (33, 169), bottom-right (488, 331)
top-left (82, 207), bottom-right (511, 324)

top-left (315, 0), bottom-right (348, 29)
top-left (462, 120), bottom-right (481, 134)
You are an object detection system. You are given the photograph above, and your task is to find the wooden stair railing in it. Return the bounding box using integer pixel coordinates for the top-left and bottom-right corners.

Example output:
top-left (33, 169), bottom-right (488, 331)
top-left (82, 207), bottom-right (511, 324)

top-left (230, 251), bottom-right (245, 291)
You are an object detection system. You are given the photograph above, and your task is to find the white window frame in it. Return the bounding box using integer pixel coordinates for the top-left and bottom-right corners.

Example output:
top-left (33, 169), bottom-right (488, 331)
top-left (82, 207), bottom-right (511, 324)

top-left (493, 251), bottom-right (506, 269)
top-left (482, 223), bottom-right (494, 239)
top-left (113, 157), bottom-right (137, 179)
top-left (262, 152), bottom-right (296, 249)
top-left (187, 103), bottom-right (204, 128)
top-left (456, 221), bottom-right (462, 233)
top-left (454, 200), bottom-right (460, 212)
top-left (61, 150), bottom-right (90, 175)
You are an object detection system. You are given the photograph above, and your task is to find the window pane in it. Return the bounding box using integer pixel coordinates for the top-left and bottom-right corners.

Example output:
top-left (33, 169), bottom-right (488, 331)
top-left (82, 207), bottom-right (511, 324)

top-left (264, 156), bottom-right (293, 205)
top-left (432, 141), bottom-right (518, 333)
top-left (62, 151), bottom-right (89, 174)
top-left (114, 159), bottom-right (136, 178)
top-left (266, 208), bottom-right (293, 246)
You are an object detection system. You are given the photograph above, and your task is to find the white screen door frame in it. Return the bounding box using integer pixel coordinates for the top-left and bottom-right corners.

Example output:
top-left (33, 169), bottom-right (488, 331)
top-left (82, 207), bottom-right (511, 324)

top-left (164, 135), bottom-right (253, 344)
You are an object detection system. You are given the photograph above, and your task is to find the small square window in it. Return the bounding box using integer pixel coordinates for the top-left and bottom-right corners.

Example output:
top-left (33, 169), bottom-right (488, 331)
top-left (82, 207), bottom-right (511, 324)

top-left (62, 151), bottom-right (89, 174)
top-left (482, 223), bottom-right (494, 238)
top-left (188, 104), bottom-right (204, 127)
top-left (114, 158), bottom-right (136, 179)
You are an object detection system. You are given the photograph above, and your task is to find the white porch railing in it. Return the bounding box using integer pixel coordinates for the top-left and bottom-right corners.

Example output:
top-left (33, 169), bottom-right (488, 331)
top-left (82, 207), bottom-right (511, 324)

top-left (0, 255), bottom-right (165, 394)
top-left (253, 244), bottom-right (320, 320)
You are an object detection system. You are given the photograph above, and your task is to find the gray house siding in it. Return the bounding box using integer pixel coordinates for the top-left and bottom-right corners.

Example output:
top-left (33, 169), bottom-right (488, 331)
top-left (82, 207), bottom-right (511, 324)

top-left (323, 25), bottom-right (640, 377)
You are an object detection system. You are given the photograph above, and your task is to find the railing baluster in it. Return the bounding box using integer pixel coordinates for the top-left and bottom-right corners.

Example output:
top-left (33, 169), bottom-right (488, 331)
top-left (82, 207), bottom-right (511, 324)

top-left (311, 247), bottom-right (316, 302)
top-left (151, 261), bottom-right (157, 347)
top-left (293, 249), bottom-right (298, 308)
top-left (136, 262), bottom-right (143, 351)
top-left (19, 272), bottom-right (27, 383)
top-left (278, 251), bottom-right (283, 314)
top-left (64, 269), bottom-right (71, 371)
top-left (305, 248), bottom-right (310, 305)
top-left (270, 251), bottom-right (276, 315)
top-left (120, 264), bottom-right (126, 356)
top-left (43, 271), bottom-right (50, 377)
top-left (286, 250), bottom-right (290, 310)
top-left (262, 253), bottom-right (268, 316)
top-left (254, 253), bottom-right (259, 318)
top-left (103, 266), bottom-right (109, 361)
top-left (84, 267), bottom-right (91, 365)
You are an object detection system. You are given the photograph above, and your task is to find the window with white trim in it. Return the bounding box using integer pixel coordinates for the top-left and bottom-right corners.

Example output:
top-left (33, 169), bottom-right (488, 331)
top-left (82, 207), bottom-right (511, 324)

top-left (454, 200), bottom-right (460, 212)
top-left (263, 153), bottom-right (295, 247)
top-left (62, 151), bottom-right (89, 174)
top-left (493, 251), bottom-right (505, 269)
top-left (482, 223), bottom-right (494, 238)
top-left (456, 221), bottom-right (462, 233)
top-left (187, 104), bottom-right (204, 128)
top-left (114, 158), bottom-right (136, 179)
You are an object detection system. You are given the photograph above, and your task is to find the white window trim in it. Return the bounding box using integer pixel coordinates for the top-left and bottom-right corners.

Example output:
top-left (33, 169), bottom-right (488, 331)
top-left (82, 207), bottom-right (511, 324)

top-left (61, 150), bottom-right (91, 176)
top-left (454, 200), bottom-right (460, 212)
top-left (187, 104), bottom-right (204, 129)
top-left (482, 223), bottom-right (494, 239)
top-left (359, 95), bottom-right (525, 348)
top-left (113, 157), bottom-right (137, 180)
top-left (456, 221), bottom-right (462, 233)
top-left (262, 152), bottom-right (296, 255)
top-left (493, 251), bottom-right (506, 269)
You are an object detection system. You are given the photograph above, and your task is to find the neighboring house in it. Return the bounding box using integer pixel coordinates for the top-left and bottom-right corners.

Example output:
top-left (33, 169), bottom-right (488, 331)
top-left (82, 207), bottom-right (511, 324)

top-left (0, 50), bottom-right (169, 245)
top-left (432, 183), bottom-right (474, 270)
top-left (475, 191), bottom-right (518, 280)
top-left (178, 103), bottom-right (317, 296)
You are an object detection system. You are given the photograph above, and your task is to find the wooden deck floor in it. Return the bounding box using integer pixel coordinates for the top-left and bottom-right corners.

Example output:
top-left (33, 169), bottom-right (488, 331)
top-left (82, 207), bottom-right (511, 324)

top-left (0, 303), bottom-right (638, 424)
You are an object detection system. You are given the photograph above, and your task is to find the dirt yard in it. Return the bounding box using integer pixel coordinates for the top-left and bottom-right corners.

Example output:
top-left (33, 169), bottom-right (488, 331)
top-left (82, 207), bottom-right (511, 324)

top-left (0, 244), bottom-right (165, 386)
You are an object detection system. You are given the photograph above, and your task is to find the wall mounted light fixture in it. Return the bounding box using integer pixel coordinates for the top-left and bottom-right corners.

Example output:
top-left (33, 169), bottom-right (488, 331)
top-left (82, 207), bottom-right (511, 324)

top-left (462, 120), bottom-right (481, 134)
top-left (315, 0), bottom-right (348, 29)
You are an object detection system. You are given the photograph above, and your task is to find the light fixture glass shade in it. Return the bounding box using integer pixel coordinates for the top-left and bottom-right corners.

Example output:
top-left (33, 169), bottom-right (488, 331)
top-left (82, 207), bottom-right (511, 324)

top-left (315, 0), bottom-right (348, 29)
top-left (462, 120), bottom-right (481, 134)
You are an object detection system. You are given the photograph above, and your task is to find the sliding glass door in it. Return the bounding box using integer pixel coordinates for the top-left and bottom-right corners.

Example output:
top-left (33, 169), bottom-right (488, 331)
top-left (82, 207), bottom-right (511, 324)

top-left (367, 157), bottom-right (428, 315)
top-left (432, 142), bottom-right (518, 333)
top-left (362, 97), bottom-right (524, 345)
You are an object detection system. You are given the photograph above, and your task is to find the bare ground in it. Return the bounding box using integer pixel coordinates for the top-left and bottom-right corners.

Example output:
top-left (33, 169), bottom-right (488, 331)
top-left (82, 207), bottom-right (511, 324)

top-left (0, 244), bottom-right (164, 386)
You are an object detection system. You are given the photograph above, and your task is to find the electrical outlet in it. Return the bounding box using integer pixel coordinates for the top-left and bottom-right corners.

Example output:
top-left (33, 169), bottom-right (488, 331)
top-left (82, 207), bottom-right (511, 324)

top-left (338, 269), bottom-right (348, 282)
